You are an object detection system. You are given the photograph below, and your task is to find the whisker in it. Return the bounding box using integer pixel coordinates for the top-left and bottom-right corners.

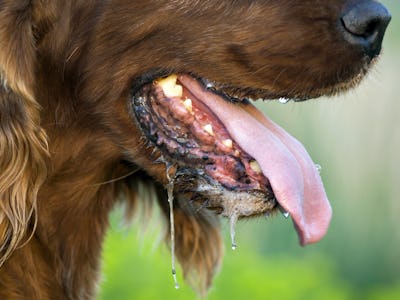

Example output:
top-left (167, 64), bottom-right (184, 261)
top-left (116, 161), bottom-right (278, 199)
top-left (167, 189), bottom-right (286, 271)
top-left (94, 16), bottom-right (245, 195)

top-left (92, 168), bottom-right (140, 186)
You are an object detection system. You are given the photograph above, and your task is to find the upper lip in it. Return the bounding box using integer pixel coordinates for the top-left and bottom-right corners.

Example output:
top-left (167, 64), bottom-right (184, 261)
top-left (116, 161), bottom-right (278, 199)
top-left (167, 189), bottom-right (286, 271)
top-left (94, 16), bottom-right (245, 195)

top-left (198, 77), bottom-right (311, 103)
top-left (131, 70), bottom-right (313, 106)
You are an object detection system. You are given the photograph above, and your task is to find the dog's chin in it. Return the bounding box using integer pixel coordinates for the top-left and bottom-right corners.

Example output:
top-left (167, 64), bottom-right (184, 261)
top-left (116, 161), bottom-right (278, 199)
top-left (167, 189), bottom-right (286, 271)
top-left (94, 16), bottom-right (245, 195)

top-left (129, 63), bottom-right (373, 245)
top-left (299, 56), bottom-right (375, 99)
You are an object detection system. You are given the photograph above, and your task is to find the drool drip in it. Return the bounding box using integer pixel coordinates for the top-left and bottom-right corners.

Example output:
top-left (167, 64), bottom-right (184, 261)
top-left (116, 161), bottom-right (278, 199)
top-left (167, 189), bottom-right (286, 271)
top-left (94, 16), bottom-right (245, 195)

top-left (278, 97), bottom-right (291, 104)
top-left (167, 174), bottom-right (179, 289)
top-left (278, 205), bottom-right (290, 219)
top-left (229, 212), bottom-right (239, 250)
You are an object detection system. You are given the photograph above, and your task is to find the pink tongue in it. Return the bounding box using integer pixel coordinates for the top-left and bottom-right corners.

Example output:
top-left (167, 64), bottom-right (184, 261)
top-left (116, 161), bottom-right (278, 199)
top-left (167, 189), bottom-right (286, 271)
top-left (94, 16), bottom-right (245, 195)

top-left (179, 76), bottom-right (332, 245)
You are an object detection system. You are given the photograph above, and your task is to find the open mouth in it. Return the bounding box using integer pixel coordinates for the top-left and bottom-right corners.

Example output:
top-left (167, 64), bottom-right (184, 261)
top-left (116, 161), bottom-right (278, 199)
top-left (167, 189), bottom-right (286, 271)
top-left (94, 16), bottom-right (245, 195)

top-left (131, 73), bottom-right (332, 246)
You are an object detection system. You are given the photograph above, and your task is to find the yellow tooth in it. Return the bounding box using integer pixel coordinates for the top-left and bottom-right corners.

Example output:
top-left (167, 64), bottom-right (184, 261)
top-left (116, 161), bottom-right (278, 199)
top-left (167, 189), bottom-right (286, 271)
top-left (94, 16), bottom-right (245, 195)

top-left (203, 124), bottom-right (214, 136)
top-left (157, 75), bottom-right (183, 98)
top-left (183, 98), bottom-right (193, 113)
top-left (249, 160), bottom-right (262, 174)
top-left (222, 139), bottom-right (233, 148)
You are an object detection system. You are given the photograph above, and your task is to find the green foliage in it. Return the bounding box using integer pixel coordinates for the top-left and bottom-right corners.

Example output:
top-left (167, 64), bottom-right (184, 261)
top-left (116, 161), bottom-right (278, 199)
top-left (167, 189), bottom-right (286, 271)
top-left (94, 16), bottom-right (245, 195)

top-left (368, 283), bottom-right (400, 300)
top-left (99, 218), bottom-right (353, 300)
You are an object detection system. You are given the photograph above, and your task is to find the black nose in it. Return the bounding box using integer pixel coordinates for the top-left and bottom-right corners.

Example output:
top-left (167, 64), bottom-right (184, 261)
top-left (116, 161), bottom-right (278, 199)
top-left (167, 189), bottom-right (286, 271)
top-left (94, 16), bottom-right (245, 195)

top-left (341, 1), bottom-right (391, 58)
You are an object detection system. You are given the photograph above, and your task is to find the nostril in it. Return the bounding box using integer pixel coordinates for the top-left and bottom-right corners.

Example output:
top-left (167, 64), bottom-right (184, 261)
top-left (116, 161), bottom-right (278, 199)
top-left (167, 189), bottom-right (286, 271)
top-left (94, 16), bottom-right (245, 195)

top-left (341, 2), bottom-right (391, 57)
top-left (341, 6), bottom-right (390, 38)
top-left (360, 19), bottom-right (380, 38)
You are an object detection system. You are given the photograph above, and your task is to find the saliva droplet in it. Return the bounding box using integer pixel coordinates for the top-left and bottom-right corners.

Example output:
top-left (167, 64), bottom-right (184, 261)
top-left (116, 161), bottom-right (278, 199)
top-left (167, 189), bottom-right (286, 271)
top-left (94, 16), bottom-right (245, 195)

top-left (230, 213), bottom-right (239, 251)
top-left (206, 82), bottom-right (214, 89)
top-left (172, 269), bottom-right (180, 289)
top-left (315, 164), bottom-right (322, 173)
top-left (278, 97), bottom-right (291, 104)
top-left (278, 205), bottom-right (290, 219)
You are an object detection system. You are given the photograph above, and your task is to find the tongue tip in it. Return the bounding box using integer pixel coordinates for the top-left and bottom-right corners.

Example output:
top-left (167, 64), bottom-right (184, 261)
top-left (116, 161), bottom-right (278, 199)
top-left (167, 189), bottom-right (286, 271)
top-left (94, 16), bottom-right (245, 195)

top-left (296, 204), bottom-right (333, 246)
top-left (299, 232), bottom-right (326, 247)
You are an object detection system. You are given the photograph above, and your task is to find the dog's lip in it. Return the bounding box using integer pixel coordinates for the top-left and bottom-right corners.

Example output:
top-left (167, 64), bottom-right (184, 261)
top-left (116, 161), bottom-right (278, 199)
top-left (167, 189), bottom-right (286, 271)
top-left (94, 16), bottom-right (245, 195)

top-left (198, 77), bottom-right (311, 103)
top-left (130, 70), bottom-right (311, 104)
top-left (179, 74), bottom-right (332, 245)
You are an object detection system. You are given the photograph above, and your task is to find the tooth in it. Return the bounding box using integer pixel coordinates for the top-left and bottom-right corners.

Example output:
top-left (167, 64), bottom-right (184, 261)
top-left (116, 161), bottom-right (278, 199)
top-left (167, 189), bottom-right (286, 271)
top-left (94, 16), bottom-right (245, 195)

top-left (249, 160), bottom-right (262, 174)
top-left (203, 124), bottom-right (214, 136)
top-left (222, 139), bottom-right (233, 148)
top-left (183, 98), bottom-right (193, 113)
top-left (157, 75), bottom-right (183, 98)
top-left (278, 205), bottom-right (290, 219)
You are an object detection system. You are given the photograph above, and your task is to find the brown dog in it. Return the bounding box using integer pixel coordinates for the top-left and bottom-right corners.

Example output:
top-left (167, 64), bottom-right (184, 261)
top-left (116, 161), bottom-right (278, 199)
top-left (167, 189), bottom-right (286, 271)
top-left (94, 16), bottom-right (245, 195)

top-left (0, 0), bottom-right (390, 298)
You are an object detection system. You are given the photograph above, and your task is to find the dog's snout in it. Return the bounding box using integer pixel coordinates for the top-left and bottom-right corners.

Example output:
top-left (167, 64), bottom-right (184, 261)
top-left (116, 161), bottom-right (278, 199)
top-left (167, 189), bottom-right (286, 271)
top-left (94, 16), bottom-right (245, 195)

top-left (340, 2), bottom-right (391, 58)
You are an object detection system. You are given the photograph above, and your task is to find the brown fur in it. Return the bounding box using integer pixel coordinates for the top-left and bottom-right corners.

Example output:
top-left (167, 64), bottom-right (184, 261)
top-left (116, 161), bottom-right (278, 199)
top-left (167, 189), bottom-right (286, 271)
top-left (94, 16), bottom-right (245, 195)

top-left (0, 0), bottom-right (387, 299)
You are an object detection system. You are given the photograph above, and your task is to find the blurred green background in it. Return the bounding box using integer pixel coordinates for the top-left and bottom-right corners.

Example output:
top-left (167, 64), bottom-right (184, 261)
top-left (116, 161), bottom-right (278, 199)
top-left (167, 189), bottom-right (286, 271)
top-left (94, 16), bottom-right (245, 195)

top-left (99, 2), bottom-right (399, 299)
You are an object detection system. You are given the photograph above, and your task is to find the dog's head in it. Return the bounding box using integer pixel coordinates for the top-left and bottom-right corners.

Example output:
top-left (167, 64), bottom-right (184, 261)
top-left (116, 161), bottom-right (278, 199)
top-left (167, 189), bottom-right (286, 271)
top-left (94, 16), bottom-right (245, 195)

top-left (0, 0), bottom-right (391, 292)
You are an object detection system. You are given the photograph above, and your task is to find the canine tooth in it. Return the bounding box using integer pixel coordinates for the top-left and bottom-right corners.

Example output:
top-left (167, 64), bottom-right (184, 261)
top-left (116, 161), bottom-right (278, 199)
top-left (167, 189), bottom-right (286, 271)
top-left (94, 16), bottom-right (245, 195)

top-left (249, 160), bottom-right (262, 174)
top-left (157, 75), bottom-right (183, 98)
top-left (222, 139), bottom-right (233, 148)
top-left (183, 98), bottom-right (193, 113)
top-left (203, 124), bottom-right (214, 136)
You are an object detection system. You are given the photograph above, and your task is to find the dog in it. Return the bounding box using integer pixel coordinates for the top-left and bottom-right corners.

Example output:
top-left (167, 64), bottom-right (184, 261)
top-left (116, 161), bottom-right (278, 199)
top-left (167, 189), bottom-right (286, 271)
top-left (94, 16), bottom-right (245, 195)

top-left (0, 0), bottom-right (391, 298)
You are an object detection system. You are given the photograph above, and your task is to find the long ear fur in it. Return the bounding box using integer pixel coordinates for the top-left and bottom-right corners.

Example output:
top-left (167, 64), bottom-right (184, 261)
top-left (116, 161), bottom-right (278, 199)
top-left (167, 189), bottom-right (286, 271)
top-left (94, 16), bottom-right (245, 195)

top-left (0, 1), bottom-right (48, 266)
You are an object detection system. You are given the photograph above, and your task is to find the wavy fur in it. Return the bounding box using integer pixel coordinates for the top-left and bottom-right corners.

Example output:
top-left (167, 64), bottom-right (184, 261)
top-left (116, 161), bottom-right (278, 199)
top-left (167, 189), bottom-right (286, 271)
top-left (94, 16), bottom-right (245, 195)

top-left (0, 1), bottom-right (48, 267)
